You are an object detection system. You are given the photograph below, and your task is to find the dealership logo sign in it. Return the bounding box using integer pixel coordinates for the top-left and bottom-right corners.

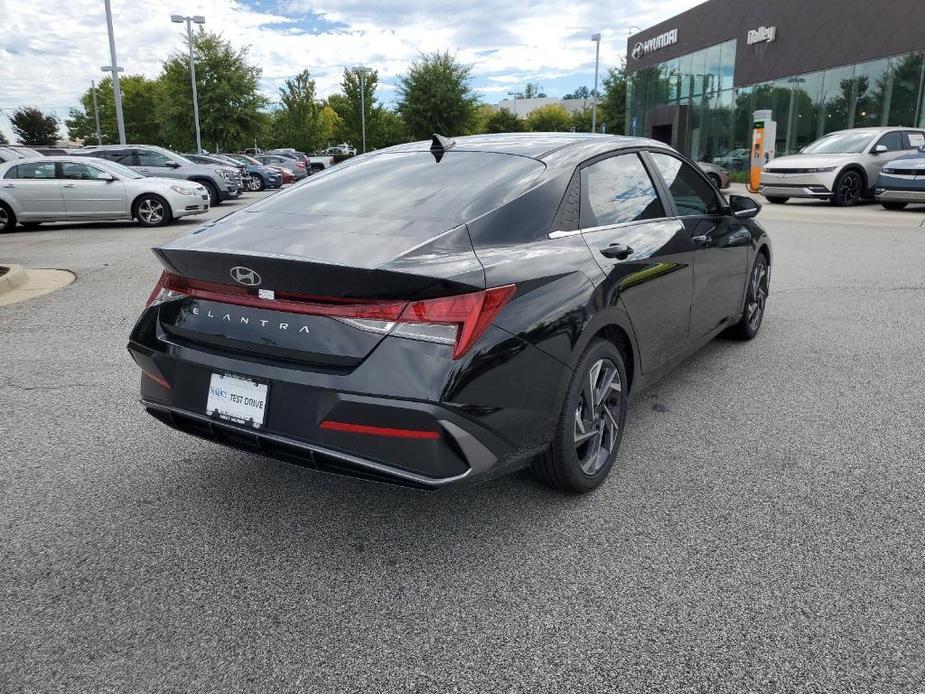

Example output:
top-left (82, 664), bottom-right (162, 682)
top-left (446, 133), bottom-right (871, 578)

top-left (747, 26), bottom-right (777, 45)
top-left (631, 29), bottom-right (678, 60)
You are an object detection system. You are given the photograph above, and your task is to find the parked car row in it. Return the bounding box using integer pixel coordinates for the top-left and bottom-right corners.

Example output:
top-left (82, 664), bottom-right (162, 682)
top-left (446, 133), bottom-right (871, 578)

top-left (0, 140), bottom-right (326, 232)
top-left (759, 126), bottom-right (925, 209)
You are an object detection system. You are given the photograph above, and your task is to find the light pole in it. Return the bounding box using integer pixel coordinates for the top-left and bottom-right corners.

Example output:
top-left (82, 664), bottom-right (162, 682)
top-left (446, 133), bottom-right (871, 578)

top-left (353, 66), bottom-right (371, 153)
top-left (591, 33), bottom-right (601, 133)
top-left (172, 14), bottom-right (206, 153)
top-left (103, 0), bottom-right (126, 144)
top-left (91, 80), bottom-right (102, 144)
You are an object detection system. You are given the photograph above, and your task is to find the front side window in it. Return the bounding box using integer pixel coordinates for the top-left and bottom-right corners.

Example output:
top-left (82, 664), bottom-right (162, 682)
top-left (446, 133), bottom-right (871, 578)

top-left (136, 149), bottom-right (171, 167)
top-left (579, 154), bottom-right (664, 228)
top-left (649, 152), bottom-right (721, 216)
top-left (876, 132), bottom-right (905, 152)
top-left (5, 162), bottom-right (56, 179)
top-left (61, 162), bottom-right (107, 180)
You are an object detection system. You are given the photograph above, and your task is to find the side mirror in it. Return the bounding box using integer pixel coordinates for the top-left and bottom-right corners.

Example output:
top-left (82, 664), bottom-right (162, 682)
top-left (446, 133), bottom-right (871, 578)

top-left (165, 160), bottom-right (181, 168)
top-left (729, 194), bottom-right (761, 219)
top-left (97, 172), bottom-right (115, 182)
top-left (873, 144), bottom-right (889, 154)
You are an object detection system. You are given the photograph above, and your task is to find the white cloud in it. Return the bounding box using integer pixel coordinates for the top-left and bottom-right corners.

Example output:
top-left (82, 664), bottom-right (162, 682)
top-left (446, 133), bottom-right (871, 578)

top-left (0, 0), bottom-right (700, 142)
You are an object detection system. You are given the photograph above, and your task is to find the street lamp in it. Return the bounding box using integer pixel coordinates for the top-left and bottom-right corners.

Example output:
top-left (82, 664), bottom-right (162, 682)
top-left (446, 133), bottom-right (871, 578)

top-left (591, 33), bottom-right (602, 133)
top-left (171, 14), bottom-right (206, 153)
top-left (352, 66), bottom-right (371, 153)
top-left (103, 0), bottom-right (126, 144)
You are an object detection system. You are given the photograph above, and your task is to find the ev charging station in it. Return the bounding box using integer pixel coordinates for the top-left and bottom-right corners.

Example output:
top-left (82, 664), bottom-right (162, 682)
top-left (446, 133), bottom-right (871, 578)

top-left (748, 109), bottom-right (777, 192)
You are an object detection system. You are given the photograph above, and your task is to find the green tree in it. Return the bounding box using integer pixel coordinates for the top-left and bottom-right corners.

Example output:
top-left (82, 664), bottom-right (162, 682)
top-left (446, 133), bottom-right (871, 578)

top-left (10, 106), bottom-right (59, 145)
top-left (157, 30), bottom-right (266, 151)
top-left (65, 76), bottom-right (161, 145)
top-left (599, 63), bottom-right (627, 134)
top-left (570, 107), bottom-right (594, 133)
top-left (522, 82), bottom-right (546, 99)
top-left (334, 67), bottom-right (379, 150)
top-left (375, 109), bottom-right (410, 148)
top-left (0, 131), bottom-right (7, 145)
top-left (273, 69), bottom-right (323, 152)
top-left (564, 86), bottom-right (591, 100)
top-left (319, 105), bottom-right (341, 146)
top-left (484, 108), bottom-right (526, 133)
top-left (527, 103), bottom-right (572, 131)
top-left (396, 52), bottom-right (479, 139)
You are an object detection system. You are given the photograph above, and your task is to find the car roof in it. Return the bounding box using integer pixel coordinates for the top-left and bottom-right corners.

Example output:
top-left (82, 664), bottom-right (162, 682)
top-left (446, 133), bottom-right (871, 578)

top-left (1, 155), bottom-right (113, 165)
top-left (385, 132), bottom-right (676, 167)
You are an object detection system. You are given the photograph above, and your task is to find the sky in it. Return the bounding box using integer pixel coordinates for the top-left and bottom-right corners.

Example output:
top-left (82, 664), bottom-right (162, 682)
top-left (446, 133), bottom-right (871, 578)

top-left (0, 0), bottom-right (703, 143)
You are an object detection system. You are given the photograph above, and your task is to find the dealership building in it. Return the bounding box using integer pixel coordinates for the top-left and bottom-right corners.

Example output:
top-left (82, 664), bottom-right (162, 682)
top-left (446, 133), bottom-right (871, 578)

top-left (626, 0), bottom-right (925, 165)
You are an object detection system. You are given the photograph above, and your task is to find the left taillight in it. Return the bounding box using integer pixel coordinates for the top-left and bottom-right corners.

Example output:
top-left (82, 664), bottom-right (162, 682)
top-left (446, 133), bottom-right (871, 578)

top-left (145, 271), bottom-right (182, 308)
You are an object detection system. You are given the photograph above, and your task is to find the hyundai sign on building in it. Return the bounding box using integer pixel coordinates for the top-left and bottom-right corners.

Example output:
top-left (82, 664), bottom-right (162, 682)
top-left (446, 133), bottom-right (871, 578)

top-left (626, 0), bottom-right (925, 168)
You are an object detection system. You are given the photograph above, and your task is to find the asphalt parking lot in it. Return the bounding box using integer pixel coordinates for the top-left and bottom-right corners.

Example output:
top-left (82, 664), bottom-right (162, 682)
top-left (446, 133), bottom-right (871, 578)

top-left (2, 192), bottom-right (924, 693)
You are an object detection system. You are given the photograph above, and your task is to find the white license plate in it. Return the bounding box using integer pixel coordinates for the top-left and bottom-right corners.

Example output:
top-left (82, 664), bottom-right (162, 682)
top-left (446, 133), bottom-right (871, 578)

top-left (206, 373), bottom-right (268, 428)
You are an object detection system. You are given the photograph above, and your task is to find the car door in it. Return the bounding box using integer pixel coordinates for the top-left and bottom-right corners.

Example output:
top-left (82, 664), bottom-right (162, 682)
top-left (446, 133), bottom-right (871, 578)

top-left (1, 161), bottom-right (64, 218)
top-left (578, 151), bottom-right (694, 372)
top-left (647, 150), bottom-right (750, 339)
top-left (59, 161), bottom-right (127, 218)
top-left (865, 131), bottom-right (907, 188)
top-left (136, 148), bottom-right (182, 179)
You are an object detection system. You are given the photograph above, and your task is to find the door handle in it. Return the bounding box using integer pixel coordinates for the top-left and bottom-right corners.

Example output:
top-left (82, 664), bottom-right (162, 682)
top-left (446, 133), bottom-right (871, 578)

top-left (600, 243), bottom-right (633, 260)
top-left (692, 235), bottom-right (710, 247)
top-left (62, 183), bottom-right (76, 188)
top-left (2, 183), bottom-right (14, 188)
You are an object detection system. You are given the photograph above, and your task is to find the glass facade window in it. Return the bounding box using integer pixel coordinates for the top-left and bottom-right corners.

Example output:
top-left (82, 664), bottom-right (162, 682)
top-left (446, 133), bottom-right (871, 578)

top-left (628, 45), bottom-right (925, 163)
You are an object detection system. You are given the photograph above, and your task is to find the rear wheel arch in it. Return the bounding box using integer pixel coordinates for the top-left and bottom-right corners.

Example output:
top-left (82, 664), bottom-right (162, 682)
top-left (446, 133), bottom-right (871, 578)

top-left (569, 310), bottom-right (639, 394)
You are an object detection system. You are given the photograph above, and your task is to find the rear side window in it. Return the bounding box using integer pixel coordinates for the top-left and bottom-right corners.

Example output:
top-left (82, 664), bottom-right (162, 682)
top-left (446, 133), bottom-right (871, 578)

top-left (4, 162), bottom-right (56, 179)
top-left (649, 152), bottom-right (721, 216)
top-left (258, 151), bottom-right (545, 224)
top-left (579, 153), bottom-right (664, 228)
top-left (904, 131), bottom-right (925, 148)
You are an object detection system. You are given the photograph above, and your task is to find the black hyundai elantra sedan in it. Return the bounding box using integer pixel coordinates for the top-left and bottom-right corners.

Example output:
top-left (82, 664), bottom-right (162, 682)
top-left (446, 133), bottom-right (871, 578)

top-left (129, 133), bottom-right (770, 493)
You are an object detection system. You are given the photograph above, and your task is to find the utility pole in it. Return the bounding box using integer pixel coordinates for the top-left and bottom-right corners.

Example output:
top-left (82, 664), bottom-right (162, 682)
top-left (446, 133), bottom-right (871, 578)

top-left (103, 0), bottom-right (126, 144)
top-left (353, 66), bottom-right (370, 153)
top-left (91, 80), bottom-right (102, 144)
top-left (172, 14), bottom-right (206, 153)
top-left (591, 33), bottom-right (602, 133)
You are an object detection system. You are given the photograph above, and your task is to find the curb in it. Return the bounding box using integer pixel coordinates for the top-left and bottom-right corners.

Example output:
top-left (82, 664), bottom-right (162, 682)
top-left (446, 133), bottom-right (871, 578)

top-left (0, 264), bottom-right (29, 296)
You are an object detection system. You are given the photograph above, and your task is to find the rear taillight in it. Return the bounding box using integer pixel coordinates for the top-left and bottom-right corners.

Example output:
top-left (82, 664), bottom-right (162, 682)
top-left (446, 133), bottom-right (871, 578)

top-left (143, 272), bottom-right (515, 359)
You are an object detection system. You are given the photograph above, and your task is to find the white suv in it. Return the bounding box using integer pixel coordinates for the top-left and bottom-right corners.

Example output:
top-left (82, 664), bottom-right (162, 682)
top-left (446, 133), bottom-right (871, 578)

top-left (760, 127), bottom-right (925, 206)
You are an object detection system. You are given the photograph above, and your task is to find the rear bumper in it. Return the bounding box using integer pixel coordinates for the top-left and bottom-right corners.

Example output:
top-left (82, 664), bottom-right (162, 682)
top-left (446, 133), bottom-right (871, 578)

top-left (128, 317), bottom-right (564, 488)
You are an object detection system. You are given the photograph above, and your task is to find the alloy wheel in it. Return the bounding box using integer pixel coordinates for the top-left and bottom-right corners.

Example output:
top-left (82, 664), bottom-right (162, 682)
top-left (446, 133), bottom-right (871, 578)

top-left (247, 174), bottom-right (260, 191)
top-left (138, 198), bottom-right (164, 225)
top-left (746, 260), bottom-right (768, 331)
top-left (573, 358), bottom-right (623, 476)
top-left (838, 173), bottom-right (861, 204)
top-left (0, 207), bottom-right (8, 231)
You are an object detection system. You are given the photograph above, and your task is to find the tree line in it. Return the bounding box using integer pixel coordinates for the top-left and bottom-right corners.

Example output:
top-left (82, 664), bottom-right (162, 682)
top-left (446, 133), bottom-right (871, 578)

top-left (8, 30), bottom-right (627, 150)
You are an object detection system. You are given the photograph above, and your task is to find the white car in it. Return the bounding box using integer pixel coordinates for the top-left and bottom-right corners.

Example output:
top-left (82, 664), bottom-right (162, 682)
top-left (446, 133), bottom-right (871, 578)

top-left (760, 127), bottom-right (925, 206)
top-left (0, 156), bottom-right (210, 232)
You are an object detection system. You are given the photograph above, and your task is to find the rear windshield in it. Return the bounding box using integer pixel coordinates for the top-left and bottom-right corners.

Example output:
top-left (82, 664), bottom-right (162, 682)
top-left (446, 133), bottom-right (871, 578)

top-left (255, 151), bottom-right (545, 222)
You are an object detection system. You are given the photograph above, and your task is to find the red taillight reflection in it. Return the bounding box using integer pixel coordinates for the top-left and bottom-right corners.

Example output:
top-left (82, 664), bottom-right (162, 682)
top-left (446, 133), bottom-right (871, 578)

top-left (320, 420), bottom-right (440, 440)
top-left (144, 271), bottom-right (516, 359)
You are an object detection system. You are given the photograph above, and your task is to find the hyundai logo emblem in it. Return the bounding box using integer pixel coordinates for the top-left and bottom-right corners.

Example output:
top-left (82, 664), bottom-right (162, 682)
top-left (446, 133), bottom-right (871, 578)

top-left (230, 266), bottom-right (261, 287)
top-left (631, 42), bottom-right (645, 60)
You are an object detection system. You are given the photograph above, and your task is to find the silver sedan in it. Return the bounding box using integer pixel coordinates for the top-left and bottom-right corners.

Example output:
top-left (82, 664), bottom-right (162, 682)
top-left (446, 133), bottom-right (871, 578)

top-left (0, 156), bottom-right (210, 232)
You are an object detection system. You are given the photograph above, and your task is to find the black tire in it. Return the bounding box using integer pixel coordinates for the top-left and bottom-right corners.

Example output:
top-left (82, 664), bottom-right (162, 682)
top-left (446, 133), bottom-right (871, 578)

top-left (765, 196), bottom-right (789, 204)
top-left (249, 174), bottom-right (266, 192)
top-left (200, 180), bottom-right (220, 206)
top-left (831, 169), bottom-right (863, 207)
top-left (0, 202), bottom-right (16, 233)
top-left (133, 194), bottom-right (173, 228)
top-left (726, 252), bottom-right (769, 340)
top-left (533, 339), bottom-right (627, 493)
top-left (881, 201), bottom-right (907, 210)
